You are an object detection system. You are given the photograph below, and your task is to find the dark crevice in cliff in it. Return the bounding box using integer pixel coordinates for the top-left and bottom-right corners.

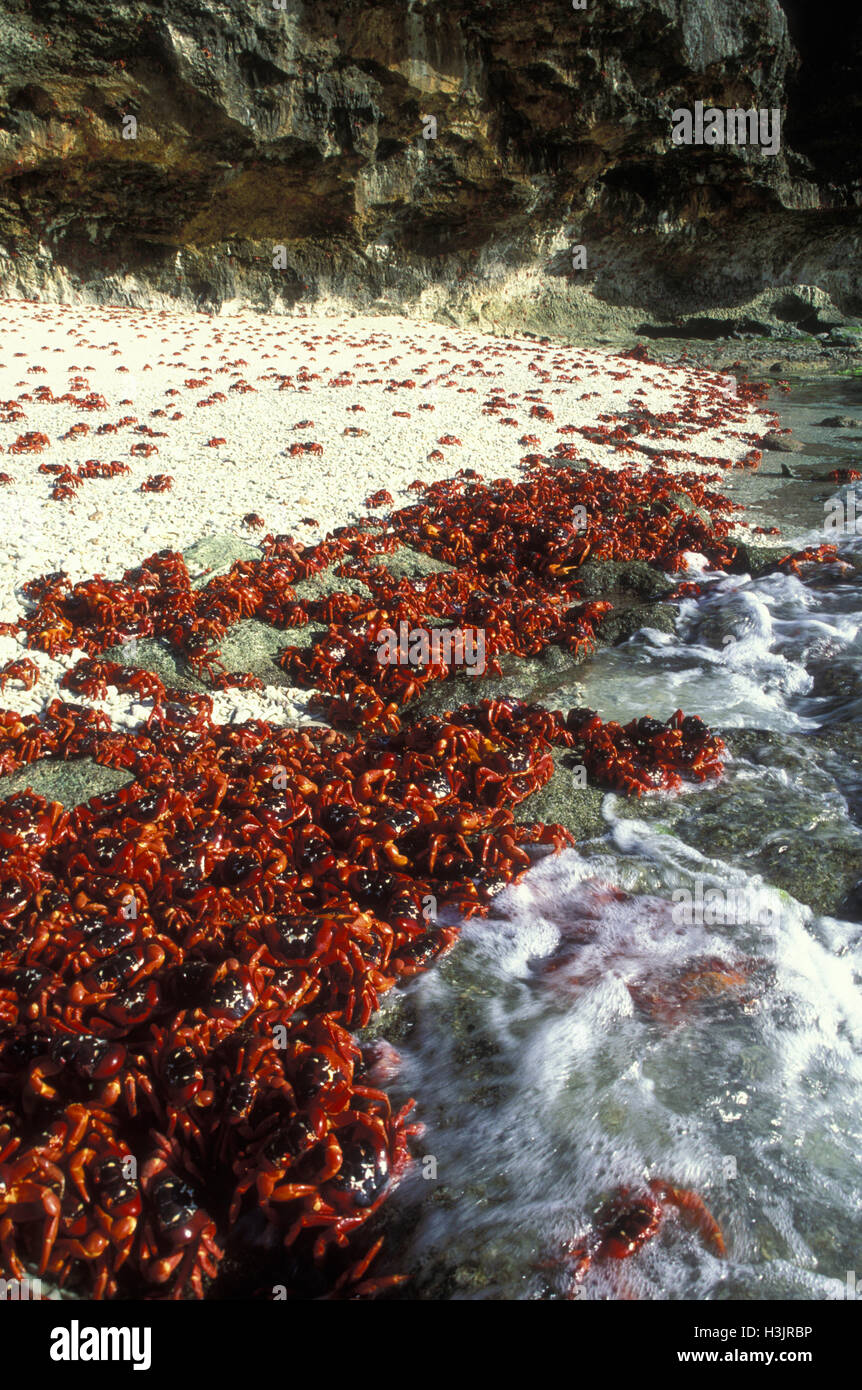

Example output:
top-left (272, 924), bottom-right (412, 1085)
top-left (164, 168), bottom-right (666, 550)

top-left (778, 0), bottom-right (862, 191)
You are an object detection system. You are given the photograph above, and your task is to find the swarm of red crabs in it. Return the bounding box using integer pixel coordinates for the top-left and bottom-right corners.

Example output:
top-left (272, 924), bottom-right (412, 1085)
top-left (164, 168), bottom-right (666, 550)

top-left (0, 455), bottom-right (823, 1299)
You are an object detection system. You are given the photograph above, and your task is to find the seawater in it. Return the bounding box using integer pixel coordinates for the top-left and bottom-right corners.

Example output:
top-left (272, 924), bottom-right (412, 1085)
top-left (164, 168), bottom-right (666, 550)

top-left (379, 422), bottom-right (862, 1300)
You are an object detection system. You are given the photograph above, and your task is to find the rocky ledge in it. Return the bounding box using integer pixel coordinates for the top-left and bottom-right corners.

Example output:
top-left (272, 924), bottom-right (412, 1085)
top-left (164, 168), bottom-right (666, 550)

top-left (0, 0), bottom-right (860, 336)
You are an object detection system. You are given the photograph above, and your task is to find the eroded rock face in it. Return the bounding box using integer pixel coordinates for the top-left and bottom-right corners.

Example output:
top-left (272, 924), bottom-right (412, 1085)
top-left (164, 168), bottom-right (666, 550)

top-left (0, 0), bottom-right (859, 330)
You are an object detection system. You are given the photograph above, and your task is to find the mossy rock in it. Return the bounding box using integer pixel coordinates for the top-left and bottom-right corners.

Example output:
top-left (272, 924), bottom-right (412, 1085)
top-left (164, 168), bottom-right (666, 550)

top-left (0, 758), bottom-right (133, 809)
top-left (106, 622), bottom-right (327, 691)
top-left (665, 492), bottom-right (714, 527)
top-left (183, 534), bottom-right (261, 588)
top-left (631, 732), bottom-right (862, 917)
top-left (218, 618), bottom-right (327, 683)
top-left (729, 543), bottom-right (788, 577)
top-left (808, 720), bottom-right (862, 768)
top-left (598, 600), bottom-right (677, 645)
top-left (575, 559), bottom-right (674, 600)
top-left (752, 834), bottom-right (862, 918)
top-left (293, 564), bottom-right (372, 603)
top-left (809, 661), bottom-right (862, 701)
top-left (722, 728), bottom-right (821, 777)
top-left (406, 648), bottom-right (586, 721)
top-left (515, 747), bottom-right (605, 839)
top-left (103, 636), bottom-right (209, 692)
top-left (374, 545), bottom-right (454, 580)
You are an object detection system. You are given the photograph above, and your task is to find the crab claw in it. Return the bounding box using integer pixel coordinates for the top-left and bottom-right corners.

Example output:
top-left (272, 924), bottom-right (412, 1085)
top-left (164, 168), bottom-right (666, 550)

top-left (649, 1181), bottom-right (726, 1257)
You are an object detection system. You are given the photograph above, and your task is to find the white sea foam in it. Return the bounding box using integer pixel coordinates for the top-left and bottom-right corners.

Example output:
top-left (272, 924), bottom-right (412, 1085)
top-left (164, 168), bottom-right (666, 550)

top-left (389, 840), bottom-right (862, 1299)
top-left (381, 521), bottom-right (862, 1298)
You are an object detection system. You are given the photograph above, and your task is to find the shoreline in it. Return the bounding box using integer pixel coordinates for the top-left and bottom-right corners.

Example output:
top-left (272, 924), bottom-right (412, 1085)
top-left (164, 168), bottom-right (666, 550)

top-left (0, 300), bottom-right (858, 1302)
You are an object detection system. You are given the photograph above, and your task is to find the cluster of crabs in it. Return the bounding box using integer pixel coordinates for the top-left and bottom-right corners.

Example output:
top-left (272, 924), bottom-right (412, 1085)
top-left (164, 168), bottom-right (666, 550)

top-left (0, 686), bottom-right (725, 1300)
top-left (0, 454), bottom-right (841, 1299)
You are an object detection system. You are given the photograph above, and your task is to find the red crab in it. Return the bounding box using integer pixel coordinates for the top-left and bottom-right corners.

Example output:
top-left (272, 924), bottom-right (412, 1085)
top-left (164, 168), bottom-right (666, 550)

top-left (0, 658), bottom-right (39, 692)
top-left (778, 544), bottom-right (839, 577)
top-left (548, 1180), bottom-right (725, 1295)
top-left (10, 431), bottom-right (50, 453)
top-left (0, 434), bottom-right (740, 1303)
top-left (0, 1151), bottom-right (64, 1278)
top-left (138, 1137), bottom-right (223, 1299)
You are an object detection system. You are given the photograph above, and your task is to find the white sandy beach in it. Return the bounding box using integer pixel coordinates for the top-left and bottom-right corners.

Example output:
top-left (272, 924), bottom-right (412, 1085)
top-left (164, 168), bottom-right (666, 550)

top-left (0, 300), bottom-right (775, 730)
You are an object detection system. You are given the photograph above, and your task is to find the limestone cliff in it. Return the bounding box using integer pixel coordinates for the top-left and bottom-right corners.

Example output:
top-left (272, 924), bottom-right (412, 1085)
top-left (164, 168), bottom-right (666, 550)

top-left (0, 0), bottom-right (859, 334)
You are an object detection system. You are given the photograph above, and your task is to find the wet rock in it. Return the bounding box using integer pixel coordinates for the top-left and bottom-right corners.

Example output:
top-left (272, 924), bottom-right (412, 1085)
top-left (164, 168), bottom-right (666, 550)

top-left (355, 989), bottom-right (414, 1049)
top-left (721, 728), bottom-right (822, 775)
top-left (575, 560), bottom-right (674, 601)
top-left (690, 597), bottom-right (768, 648)
top-left (808, 720), bottom-right (862, 772)
top-left (598, 601), bottom-right (677, 645)
top-left (630, 744), bottom-right (862, 917)
top-left (515, 747), bottom-right (605, 840)
top-left (754, 835), bottom-right (862, 919)
top-left (761, 432), bottom-right (803, 452)
top-left (729, 543), bottom-right (787, 578)
top-left (809, 661), bottom-right (862, 702)
top-left (836, 880), bottom-right (862, 921)
top-left (407, 650), bottom-right (587, 721)
top-left (667, 725), bottom-right (862, 918)
top-left (539, 644), bottom-right (586, 676)
top-left (816, 416), bottom-right (862, 428)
